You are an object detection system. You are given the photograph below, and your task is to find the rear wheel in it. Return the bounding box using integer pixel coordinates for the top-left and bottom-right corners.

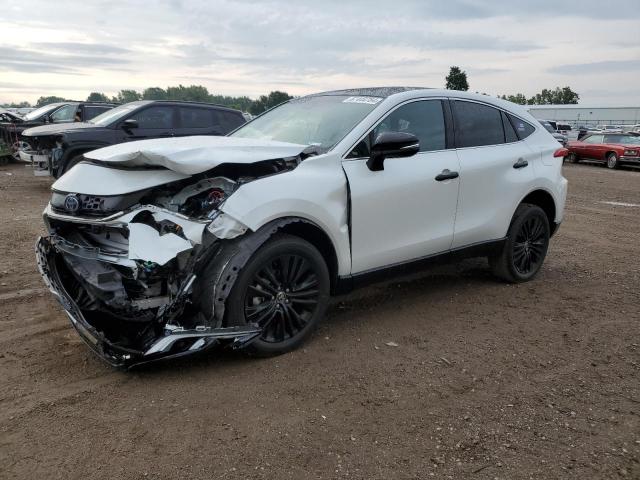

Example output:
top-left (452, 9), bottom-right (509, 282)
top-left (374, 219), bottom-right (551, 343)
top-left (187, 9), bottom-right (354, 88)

top-left (565, 152), bottom-right (579, 163)
top-left (606, 152), bottom-right (619, 169)
top-left (489, 204), bottom-right (550, 283)
top-left (225, 234), bottom-right (330, 356)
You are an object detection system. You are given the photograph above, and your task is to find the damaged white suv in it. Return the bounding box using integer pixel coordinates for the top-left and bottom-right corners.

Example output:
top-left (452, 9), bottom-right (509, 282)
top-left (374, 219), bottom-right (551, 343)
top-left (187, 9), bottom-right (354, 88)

top-left (37, 87), bottom-right (568, 367)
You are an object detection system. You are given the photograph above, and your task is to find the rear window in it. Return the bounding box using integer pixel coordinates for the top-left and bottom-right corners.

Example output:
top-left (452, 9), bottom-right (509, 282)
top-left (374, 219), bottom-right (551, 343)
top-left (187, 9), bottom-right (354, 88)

top-left (452, 101), bottom-right (504, 148)
top-left (84, 106), bottom-right (112, 121)
top-left (179, 107), bottom-right (217, 128)
top-left (508, 114), bottom-right (536, 140)
top-left (218, 111), bottom-right (246, 133)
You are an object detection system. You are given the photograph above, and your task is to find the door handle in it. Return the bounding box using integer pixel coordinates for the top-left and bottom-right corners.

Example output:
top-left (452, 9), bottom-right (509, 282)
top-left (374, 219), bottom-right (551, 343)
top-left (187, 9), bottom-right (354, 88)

top-left (435, 169), bottom-right (459, 181)
top-left (513, 158), bottom-right (528, 169)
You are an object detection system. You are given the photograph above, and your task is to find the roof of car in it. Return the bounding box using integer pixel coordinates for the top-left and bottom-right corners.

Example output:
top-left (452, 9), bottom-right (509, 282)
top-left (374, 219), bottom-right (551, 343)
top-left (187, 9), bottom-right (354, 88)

top-left (309, 87), bottom-right (427, 98)
top-left (146, 100), bottom-right (242, 112)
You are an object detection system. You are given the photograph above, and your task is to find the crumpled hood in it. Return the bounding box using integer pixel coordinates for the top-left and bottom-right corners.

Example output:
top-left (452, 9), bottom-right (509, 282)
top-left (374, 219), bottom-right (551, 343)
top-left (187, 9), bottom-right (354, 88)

top-left (84, 136), bottom-right (308, 175)
top-left (22, 122), bottom-right (100, 137)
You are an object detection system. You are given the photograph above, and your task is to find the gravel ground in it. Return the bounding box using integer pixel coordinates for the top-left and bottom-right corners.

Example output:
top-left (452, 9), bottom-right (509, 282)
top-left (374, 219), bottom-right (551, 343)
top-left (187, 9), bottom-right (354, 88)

top-left (0, 161), bottom-right (638, 480)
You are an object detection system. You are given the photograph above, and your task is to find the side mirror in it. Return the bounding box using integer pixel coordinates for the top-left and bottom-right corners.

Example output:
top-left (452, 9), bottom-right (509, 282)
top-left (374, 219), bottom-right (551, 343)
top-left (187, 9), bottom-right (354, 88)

top-left (43, 114), bottom-right (51, 123)
top-left (121, 118), bottom-right (139, 130)
top-left (367, 131), bottom-right (420, 171)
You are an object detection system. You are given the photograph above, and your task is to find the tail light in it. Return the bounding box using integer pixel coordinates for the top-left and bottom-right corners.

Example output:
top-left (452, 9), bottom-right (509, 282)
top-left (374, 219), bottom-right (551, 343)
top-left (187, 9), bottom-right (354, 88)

top-left (554, 148), bottom-right (569, 158)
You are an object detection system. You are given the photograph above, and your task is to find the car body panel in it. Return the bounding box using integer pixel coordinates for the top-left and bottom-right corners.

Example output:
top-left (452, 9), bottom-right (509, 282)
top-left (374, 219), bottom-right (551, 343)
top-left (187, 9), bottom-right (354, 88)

top-left (84, 135), bottom-right (308, 175)
top-left (52, 162), bottom-right (190, 195)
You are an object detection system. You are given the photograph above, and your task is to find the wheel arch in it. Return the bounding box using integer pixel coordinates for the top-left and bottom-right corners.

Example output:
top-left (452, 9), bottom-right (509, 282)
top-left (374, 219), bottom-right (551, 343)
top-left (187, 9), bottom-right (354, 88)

top-left (518, 189), bottom-right (557, 236)
top-left (267, 217), bottom-right (340, 293)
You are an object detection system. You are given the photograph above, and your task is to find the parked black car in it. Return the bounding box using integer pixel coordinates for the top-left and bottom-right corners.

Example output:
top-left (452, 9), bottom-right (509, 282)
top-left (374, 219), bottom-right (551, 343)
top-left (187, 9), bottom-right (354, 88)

top-left (21, 100), bottom-right (247, 177)
top-left (1, 101), bottom-right (117, 160)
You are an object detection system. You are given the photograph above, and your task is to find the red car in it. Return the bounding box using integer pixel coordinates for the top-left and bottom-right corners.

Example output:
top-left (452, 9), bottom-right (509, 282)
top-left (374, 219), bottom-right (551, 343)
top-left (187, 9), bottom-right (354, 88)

top-left (566, 133), bottom-right (640, 169)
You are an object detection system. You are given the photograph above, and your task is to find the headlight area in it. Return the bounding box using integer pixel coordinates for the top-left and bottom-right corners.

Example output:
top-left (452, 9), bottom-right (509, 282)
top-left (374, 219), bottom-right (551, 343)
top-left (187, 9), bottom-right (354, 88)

top-left (38, 176), bottom-right (260, 367)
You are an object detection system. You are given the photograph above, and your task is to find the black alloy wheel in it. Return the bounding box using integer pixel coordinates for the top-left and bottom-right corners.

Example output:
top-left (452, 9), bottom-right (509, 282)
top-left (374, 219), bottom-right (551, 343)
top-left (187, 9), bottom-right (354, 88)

top-left (223, 234), bottom-right (330, 356)
top-left (512, 215), bottom-right (547, 275)
top-left (489, 204), bottom-right (550, 283)
top-left (244, 254), bottom-right (320, 343)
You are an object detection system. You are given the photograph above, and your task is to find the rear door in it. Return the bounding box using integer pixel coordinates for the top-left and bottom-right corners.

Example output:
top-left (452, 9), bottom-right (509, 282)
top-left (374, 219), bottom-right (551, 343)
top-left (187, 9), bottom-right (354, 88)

top-left (119, 105), bottom-right (176, 141)
top-left (342, 98), bottom-right (460, 273)
top-left (450, 99), bottom-right (536, 248)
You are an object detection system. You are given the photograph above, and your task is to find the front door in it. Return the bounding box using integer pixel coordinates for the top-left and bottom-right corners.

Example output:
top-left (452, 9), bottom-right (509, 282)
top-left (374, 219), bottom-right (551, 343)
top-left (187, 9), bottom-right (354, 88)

top-left (342, 99), bottom-right (460, 274)
top-left (119, 105), bottom-right (176, 142)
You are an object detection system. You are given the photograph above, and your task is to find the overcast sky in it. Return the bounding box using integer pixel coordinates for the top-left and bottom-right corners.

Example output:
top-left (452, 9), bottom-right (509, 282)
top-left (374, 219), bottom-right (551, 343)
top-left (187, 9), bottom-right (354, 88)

top-left (1, 0), bottom-right (639, 105)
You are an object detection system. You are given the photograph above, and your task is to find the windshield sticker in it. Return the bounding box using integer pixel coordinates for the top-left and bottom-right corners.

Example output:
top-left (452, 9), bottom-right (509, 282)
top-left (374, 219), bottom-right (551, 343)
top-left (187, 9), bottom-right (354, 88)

top-left (342, 96), bottom-right (382, 105)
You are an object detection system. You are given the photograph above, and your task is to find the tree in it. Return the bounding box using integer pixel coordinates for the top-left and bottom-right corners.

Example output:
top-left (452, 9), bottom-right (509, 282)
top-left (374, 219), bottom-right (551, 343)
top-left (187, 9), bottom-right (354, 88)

top-left (115, 89), bottom-right (141, 104)
top-left (87, 92), bottom-right (109, 102)
top-left (249, 90), bottom-right (293, 115)
top-left (500, 93), bottom-right (528, 105)
top-left (35, 96), bottom-right (68, 107)
top-left (445, 66), bottom-right (469, 91)
top-left (527, 87), bottom-right (579, 105)
top-left (142, 87), bottom-right (167, 100)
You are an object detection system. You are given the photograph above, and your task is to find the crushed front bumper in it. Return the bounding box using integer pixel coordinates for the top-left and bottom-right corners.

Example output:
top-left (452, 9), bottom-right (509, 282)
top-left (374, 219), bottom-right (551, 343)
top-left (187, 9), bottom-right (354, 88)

top-left (19, 150), bottom-right (52, 176)
top-left (36, 236), bottom-right (261, 368)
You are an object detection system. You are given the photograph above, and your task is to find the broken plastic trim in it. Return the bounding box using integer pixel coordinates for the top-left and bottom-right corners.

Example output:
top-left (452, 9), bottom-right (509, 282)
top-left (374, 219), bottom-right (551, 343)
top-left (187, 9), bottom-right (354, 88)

top-left (36, 236), bottom-right (261, 368)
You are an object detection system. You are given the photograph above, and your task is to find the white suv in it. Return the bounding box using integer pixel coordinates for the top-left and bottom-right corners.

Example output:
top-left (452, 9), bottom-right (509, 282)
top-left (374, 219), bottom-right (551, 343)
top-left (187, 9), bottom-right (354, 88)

top-left (37, 87), bottom-right (568, 367)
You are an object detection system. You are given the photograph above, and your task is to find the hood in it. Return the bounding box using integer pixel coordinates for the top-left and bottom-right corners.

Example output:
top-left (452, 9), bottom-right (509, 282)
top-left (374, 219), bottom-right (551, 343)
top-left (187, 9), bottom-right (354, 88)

top-left (84, 136), bottom-right (308, 175)
top-left (22, 122), bottom-right (100, 137)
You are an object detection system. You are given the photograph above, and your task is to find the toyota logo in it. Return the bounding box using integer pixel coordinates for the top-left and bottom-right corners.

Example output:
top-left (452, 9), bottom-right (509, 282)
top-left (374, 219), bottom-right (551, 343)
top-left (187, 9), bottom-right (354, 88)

top-left (64, 194), bottom-right (81, 214)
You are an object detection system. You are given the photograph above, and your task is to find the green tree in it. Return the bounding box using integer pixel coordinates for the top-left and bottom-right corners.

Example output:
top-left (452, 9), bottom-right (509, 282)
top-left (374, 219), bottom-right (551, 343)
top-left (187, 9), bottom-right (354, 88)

top-left (87, 92), bottom-right (109, 102)
top-left (142, 87), bottom-right (167, 100)
top-left (445, 66), bottom-right (469, 91)
top-left (35, 96), bottom-right (68, 107)
top-left (249, 90), bottom-right (293, 115)
top-left (499, 93), bottom-right (528, 105)
top-left (115, 89), bottom-right (141, 104)
top-left (527, 86), bottom-right (579, 105)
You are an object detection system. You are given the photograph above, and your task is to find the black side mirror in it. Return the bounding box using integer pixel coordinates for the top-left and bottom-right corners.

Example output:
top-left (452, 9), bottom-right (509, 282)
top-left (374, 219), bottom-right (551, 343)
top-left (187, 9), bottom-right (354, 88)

top-left (121, 118), bottom-right (139, 130)
top-left (43, 114), bottom-right (51, 123)
top-left (367, 131), bottom-right (420, 171)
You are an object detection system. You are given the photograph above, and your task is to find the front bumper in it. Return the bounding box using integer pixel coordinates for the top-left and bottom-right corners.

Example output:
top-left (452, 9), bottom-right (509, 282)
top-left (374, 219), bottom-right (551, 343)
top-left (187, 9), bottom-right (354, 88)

top-left (36, 236), bottom-right (261, 368)
top-left (620, 156), bottom-right (640, 165)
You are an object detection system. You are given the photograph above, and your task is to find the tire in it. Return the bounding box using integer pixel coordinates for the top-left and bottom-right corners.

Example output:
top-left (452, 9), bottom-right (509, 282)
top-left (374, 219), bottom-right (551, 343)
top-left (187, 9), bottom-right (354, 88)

top-left (565, 152), bottom-right (579, 164)
top-left (489, 204), bottom-right (550, 283)
top-left (224, 234), bottom-right (330, 356)
top-left (606, 152), bottom-right (619, 169)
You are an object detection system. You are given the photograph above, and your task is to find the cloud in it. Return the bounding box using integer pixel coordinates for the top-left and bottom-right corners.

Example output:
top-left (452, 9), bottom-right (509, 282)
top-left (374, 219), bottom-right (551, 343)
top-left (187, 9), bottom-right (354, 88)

top-left (0, 44), bottom-right (131, 74)
top-left (548, 60), bottom-right (640, 75)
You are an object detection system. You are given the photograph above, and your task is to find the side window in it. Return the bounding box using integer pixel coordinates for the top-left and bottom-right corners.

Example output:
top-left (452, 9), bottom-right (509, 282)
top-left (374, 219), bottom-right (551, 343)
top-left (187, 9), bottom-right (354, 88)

top-left (508, 114), bottom-right (535, 140)
top-left (452, 101), bottom-right (504, 147)
top-left (129, 106), bottom-right (174, 129)
top-left (604, 134), bottom-right (623, 143)
top-left (502, 112), bottom-right (519, 143)
top-left (50, 104), bottom-right (78, 123)
top-left (218, 111), bottom-right (246, 133)
top-left (84, 106), bottom-right (111, 121)
top-left (347, 100), bottom-right (446, 158)
top-left (179, 107), bottom-right (217, 129)
top-left (584, 135), bottom-right (604, 144)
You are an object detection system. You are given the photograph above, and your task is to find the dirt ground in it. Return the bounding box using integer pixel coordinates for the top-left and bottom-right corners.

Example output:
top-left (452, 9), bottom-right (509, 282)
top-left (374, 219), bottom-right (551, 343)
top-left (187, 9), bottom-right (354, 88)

top-left (0, 161), bottom-right (638, 480)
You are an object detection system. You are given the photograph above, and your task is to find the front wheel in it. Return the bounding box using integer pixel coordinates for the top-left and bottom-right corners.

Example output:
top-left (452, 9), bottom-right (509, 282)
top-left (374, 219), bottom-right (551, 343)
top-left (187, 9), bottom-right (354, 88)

top-left (225, 234), bottom-right (330, 356)
top-left (489, 204), bottom-right (550, 283)
top-left (606, 152), bottom-right (619, 169)
top-left (565, 152), bottom-right (579, 164)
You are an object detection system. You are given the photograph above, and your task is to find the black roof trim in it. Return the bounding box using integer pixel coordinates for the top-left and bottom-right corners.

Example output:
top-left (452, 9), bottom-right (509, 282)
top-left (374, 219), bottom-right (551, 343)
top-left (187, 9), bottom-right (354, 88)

top-left (144, 100), bottom-right (243, 113)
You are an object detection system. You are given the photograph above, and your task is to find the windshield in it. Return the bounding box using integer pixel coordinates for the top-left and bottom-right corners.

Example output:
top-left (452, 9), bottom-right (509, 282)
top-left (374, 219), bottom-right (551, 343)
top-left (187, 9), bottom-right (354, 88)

top-left (23, 104), bottom-right (62, 121)
top-left (88, 102), bottom-right (148, 126)
top-left (231, 95), bottom-right (382, 151)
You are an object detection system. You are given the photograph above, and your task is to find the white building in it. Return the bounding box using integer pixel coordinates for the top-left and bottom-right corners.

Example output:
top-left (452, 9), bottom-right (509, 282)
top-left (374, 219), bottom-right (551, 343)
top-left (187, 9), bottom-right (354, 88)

top-left (527, 105), bottom-right (640, 128)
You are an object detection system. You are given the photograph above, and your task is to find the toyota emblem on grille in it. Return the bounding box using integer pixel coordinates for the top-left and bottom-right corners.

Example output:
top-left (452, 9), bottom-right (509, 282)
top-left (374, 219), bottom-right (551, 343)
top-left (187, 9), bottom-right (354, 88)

top-left (64, 194), bottom-right (81, 213)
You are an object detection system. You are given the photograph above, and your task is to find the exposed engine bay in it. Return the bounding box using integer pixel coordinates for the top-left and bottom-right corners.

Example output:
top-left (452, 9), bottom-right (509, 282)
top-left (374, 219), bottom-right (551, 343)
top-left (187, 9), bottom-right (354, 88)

top-left (37, 154), bottom-right (306, 367)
